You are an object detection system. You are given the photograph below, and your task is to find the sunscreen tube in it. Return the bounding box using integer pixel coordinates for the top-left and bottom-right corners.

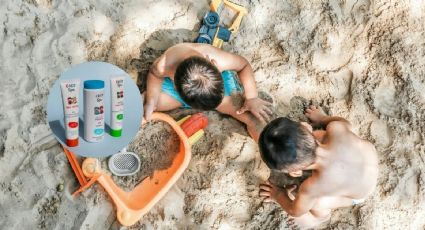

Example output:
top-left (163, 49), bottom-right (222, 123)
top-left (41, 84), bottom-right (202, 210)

top-left (60, 79), bottom-right (80, 147)
top-left (110, 76), bottom-right (124, 137)
top-left (84, 80), bottom-right (105, 142)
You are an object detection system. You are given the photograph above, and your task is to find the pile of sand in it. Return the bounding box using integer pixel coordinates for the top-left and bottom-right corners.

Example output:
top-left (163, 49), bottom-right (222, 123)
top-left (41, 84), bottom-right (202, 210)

top-left (102, 121), bottom-right (180, 192)
top-left (0, 0), bottom-right (424, 229)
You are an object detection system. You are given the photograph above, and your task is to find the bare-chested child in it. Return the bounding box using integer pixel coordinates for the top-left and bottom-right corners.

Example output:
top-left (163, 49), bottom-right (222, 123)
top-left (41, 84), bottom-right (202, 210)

top-left (143, 43), bottom-right (272, 140)
top-left (258, 106), bottom-right (378, 229)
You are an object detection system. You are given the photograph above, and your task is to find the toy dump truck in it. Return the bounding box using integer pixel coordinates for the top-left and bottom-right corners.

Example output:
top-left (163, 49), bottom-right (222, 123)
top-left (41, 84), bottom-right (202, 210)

top-left (196, 0), bottom-right (248, 48)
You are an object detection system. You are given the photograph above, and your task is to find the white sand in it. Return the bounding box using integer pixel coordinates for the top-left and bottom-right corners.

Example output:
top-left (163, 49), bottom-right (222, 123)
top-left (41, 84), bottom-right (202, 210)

top-left (0, 0), bottom-right (425, 229)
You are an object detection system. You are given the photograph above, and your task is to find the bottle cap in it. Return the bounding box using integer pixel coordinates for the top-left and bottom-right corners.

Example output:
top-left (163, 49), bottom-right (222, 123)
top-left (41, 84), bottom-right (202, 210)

top-left (66, 138), bottom-right (79, 147)
top-left (110, 129), bottom-right (122, 137)
top-left (84, 80), bottom-right (104, 89)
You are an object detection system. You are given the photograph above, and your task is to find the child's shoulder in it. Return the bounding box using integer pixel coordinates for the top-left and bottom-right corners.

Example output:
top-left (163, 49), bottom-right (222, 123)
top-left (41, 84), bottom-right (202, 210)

top-left (167, 42), bottom-right (204, 51)
top-left (326, 121), bottom-right (351, 134)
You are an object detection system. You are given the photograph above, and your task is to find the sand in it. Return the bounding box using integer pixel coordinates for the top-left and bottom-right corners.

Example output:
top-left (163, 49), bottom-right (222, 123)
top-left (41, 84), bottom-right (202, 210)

top-left (102, 121), bottom-right (180, 192)
top-left (1, 0), bottom-right (425, 229)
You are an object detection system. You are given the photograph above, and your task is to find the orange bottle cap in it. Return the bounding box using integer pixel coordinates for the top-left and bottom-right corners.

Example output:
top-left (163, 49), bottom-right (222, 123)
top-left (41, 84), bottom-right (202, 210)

top-left (66, 138), bottom-right (79, 147)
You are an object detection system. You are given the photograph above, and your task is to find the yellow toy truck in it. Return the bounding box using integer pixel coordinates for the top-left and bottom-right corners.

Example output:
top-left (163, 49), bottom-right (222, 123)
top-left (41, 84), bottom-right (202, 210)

top-left (196, 0), bottom-right (248, 49)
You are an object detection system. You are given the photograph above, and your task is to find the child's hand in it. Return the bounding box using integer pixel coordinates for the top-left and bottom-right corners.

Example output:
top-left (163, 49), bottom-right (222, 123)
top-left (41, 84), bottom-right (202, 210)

top-left (305, 106), bottom-right (326, 125)
top-left (144, 98), bottom-right (157, 121)
top-left (237, 98), bottom-right (273, 123)
top-left (286, 184), bottom-right (297, 201)
top-left (260, 180), bottom-right (281, 203)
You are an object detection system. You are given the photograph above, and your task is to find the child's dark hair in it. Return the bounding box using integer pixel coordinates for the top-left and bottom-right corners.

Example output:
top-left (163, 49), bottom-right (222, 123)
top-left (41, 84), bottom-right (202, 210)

top-left (175, 56), bottom-right (223, 110)
top-left (258, 117), bottom-right (317, 171)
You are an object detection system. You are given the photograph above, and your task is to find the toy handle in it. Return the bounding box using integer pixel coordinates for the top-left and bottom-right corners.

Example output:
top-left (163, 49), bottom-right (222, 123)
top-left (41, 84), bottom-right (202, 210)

top-left (229, 13), bottom-right (244, 32)
top-left (180, 113), bottom-right (208, 137)
top-left (63, 147), bottom-right (87, 186)
top-left (72, 174), bottom-right (101, 196)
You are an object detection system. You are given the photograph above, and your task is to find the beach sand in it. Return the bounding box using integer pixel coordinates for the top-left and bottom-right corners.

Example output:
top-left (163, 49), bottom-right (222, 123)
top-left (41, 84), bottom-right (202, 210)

top-left (0, 0), bottom-right (424, 229)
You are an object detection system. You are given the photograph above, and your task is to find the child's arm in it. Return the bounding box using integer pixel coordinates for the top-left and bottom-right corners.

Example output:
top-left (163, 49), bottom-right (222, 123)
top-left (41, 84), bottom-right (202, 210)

top-left (260, 179), bottom-right (318, 217)
top-left (284, 181), bottom-right (318, 217)
top-left (144, 58), bottom-right (165, 120)
top-left (201, 45), bottom-right (273, 123)
top-left (216, 96), bottom-right (261, 141)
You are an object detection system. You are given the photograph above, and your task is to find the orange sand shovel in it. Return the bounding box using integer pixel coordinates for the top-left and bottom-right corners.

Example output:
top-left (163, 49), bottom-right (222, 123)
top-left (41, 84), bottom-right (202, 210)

top-left (64, 112), bottom-right (208, 226)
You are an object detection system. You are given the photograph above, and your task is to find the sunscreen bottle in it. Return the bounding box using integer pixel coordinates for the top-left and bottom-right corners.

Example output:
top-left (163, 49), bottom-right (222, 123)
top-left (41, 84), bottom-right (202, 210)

top-left (110, 76), bottom-right (125, 137)
top-left (60, 79), bottom-right (80, 147)
top-left (84, 80), bottom-right (105, 142)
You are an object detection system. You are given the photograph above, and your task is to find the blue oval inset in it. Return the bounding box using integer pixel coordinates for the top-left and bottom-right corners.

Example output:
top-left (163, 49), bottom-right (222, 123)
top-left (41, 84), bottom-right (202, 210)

top-left (94, 128), bottom-right (104, 135)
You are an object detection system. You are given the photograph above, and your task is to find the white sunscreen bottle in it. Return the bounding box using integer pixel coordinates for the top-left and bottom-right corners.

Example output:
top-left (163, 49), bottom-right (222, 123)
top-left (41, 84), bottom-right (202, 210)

top-left (60, 79), bottom-right (80, 147)
top-left (83, 80), bottom-right (105, 142)
top-left (110, 76), bottom-right (125, 137)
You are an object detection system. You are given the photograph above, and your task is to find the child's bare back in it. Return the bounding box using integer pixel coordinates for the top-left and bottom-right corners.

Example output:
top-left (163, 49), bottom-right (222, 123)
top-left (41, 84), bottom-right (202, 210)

top-left (259, 106), bottom-right (378, 229)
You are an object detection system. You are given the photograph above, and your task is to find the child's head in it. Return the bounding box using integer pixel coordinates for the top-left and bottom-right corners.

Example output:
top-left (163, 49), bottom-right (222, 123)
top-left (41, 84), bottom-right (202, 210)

top-left (175, 56), bottom-right (223, 110)
top-left (259, 117), bottom-right (317, 176)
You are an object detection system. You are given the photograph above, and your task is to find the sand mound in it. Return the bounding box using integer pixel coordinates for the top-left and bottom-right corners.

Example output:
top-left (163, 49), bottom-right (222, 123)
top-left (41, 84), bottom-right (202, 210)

top-left (102, 121), bottom-right (180, 192)
top-left (0, 0), bottom-right (424, 229)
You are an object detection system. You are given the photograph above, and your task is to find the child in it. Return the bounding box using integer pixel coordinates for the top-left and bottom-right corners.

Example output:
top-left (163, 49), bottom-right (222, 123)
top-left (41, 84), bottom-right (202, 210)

top-left (258, 106), bottom-right (378, 229)
top-left (143, 43), bottom-right (272, 140)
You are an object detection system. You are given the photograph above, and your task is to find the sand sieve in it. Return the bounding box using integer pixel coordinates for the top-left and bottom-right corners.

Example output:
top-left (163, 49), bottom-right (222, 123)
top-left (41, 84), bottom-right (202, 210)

top-left (108, 148), bottom-right (141, 176)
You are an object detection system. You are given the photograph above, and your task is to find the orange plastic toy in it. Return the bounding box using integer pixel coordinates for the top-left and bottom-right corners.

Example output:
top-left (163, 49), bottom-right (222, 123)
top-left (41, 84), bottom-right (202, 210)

top-left (180, 113), bottom-right (208, 137)
top-left (63, 112), bottom-right (208, 226)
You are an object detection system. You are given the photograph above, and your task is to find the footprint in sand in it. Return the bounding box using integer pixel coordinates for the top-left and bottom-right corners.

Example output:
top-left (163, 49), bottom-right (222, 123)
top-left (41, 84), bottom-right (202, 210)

top-left (370, 119), bottom-right (393, 148)
top-left (373, 79), bottom-right (399, 118)
top-left (329, 68), bottom-right (353, 100)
